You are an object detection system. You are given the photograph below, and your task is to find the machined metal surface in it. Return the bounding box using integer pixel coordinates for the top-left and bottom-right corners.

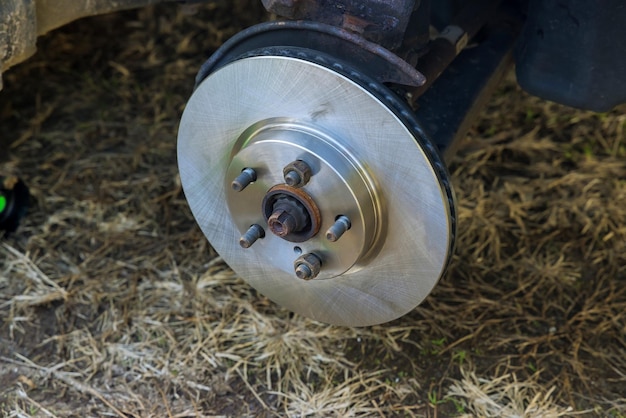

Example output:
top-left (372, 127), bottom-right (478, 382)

top-left (226, 121), bottom-right (378, 275)
top-left (178, 55), bottom-right (453, 326)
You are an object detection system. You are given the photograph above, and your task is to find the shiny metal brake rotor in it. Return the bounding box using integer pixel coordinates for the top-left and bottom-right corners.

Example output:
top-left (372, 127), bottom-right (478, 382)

top-left (178, 52), bottom-right (455, 326)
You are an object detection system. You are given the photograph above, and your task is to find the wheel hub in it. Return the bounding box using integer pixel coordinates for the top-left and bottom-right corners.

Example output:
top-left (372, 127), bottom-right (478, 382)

top-left (225, 120), bottom-right (380, 279)
top-left (178, 53), bottom-right (454, 326)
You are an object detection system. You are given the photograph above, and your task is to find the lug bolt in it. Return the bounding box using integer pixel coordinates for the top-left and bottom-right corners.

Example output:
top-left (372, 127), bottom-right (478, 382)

top-left (294, 253), bottom-right (322, 280)
top-left (239, 224), bottom-right (265, 248)
top-left (283, 160), bottom-right (312, 188)
top-left (326, 215), bottom-right (351, 242)
top-left (232, 168), bottom-right (257, 192)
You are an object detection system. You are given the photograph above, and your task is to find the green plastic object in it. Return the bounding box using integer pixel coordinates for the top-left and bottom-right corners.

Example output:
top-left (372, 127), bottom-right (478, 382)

top-left (0, 176), bottom-right (29, 234)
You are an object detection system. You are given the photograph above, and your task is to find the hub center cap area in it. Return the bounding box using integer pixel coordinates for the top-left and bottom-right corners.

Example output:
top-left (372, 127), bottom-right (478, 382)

top-left (225, 119), bottom-right (382, 280)
top-left (262, 185), bottom-right (320, 242)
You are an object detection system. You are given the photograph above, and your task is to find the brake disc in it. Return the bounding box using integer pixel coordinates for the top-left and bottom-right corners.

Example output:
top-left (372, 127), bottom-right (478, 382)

top-left (178, 47), bottom-right (455, 326)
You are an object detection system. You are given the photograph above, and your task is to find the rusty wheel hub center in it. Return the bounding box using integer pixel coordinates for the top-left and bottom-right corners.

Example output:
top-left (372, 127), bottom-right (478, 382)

top-left (262, 185), bottom-right (321, 242)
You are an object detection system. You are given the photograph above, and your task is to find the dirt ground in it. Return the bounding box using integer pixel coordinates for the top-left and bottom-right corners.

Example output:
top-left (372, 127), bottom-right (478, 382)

top-left (1, 2), bottom-right (625, 417)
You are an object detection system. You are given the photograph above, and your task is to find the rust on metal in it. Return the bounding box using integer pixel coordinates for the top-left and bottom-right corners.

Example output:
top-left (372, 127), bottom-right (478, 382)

top-left (262, 184), bottom-right (322, 243)
top-left (294, 252), bottom-right (322, 280)
top-left (262, 0), bottom-right (417, 50)
top-left (283, 160), bottom-right (312, 188)
top-left (195, 21), bottom-right (426, 87)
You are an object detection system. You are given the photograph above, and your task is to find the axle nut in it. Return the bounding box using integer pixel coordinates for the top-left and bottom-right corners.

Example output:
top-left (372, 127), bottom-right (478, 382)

top-left (268, 209), bottom-right (299, 237)
top-left (283, 160), bottom-right (312, 188)
top-left (294, 253), bottom-right (322, 280)
top-left (262, 185), bottom-right (321, 243)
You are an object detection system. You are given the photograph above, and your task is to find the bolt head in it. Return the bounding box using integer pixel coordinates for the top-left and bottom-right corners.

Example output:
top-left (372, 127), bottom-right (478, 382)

top-left (283, 160), bottom-right (311, 188)
top-left (293, 253), bottom-right (322, 280)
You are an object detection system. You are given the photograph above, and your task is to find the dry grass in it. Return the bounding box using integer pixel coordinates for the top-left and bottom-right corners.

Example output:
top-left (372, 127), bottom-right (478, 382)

top-left (447, 368), bottom-right (577, 418)
top-left (1, 1), bottom-right (625, 417)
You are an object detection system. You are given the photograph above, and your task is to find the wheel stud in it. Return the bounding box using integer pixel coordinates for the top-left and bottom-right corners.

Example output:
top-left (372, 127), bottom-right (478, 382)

top-left (232, 168), bottom-right (256, 192)
top-left (283, 160), bottom-right (311, 188)
top-left (295, 264), bottom-right (313, 280)
top-left (326, 215), bottom-right (351, 242)
top-left (239, 224), bottom-right (265, 248)
top-left (294, 253), bottom-right (322, 280)
top-left (284, 170), bottom-right (301, 187)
